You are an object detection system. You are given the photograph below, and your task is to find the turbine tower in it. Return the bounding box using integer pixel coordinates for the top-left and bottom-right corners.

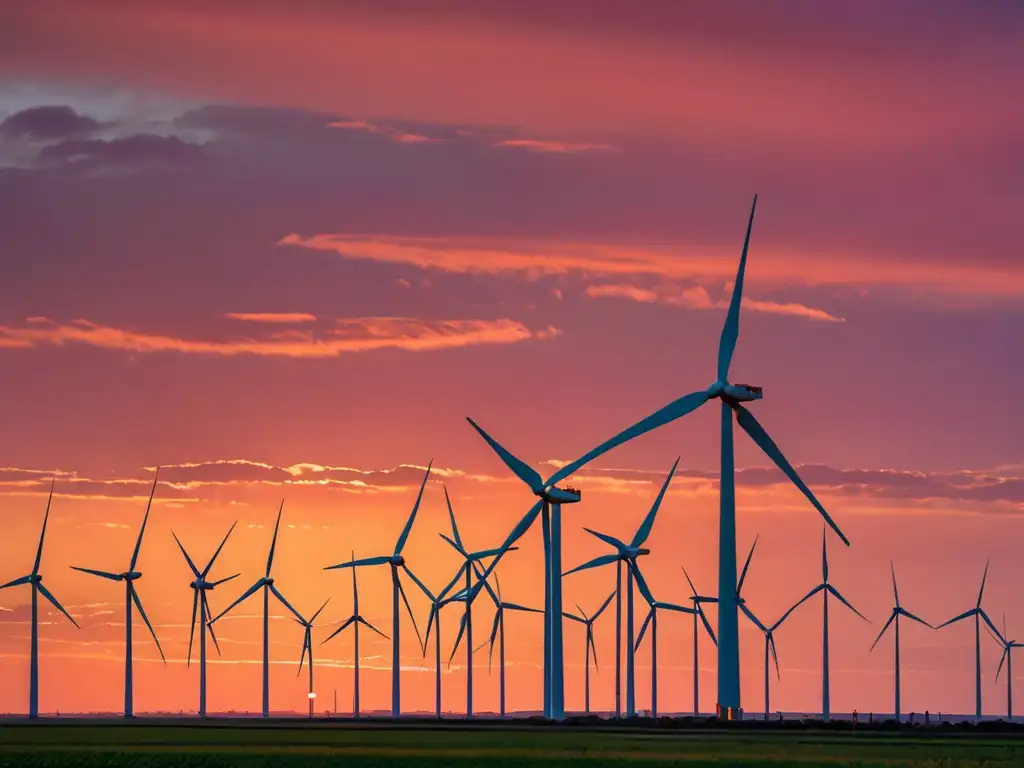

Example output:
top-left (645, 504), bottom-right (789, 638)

top-left (71, 469), bottom-right (166, 718)
top-left (735, 537), bottom-right (810, 720)
top-left (936, 560), bottom-right (1001, 722)
top-left (869, 562), bottom-right (932, 721)
top-left (296, 598), bottom-right (331, 718)
top-left (323, 462), bottom-right (432, 718)
top-left (210, 502), bottom-right (306, 718)
top-left (320, 553), bottom-right (387, 718)
top-left (990, 616), bottom-right (1021, 719)
top-left (171, 522), bottom-right (239, 718)
top-left (681, 567), bottom-right (717, 716)
top-left (633, 570), bottom-right (702, 720)
top-left (562, 591), bottom-right (614, 715)
top-left (537, 195), bottom-right (850, 715)
top-left (786, 527), bottom-right (868, 721)
top-left (0, 481), bottom-right (79, 718)
top-left (563, 459), bottom-right (679, 717)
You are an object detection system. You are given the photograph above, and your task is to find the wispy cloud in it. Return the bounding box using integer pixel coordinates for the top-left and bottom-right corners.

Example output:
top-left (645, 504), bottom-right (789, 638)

top-left (327, 119), bottom-right (436, 145)
top-left (585, 283), bottom-right (845, 322)
top-left (494, 139), bottom-right (615, 153)
top-left (0, 317), bottom-right (558, 358)
top-left (224, 312), bottom-right (317, 324)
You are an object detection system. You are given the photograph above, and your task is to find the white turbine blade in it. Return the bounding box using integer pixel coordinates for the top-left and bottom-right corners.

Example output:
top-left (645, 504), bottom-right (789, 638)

top-left (210, 580), bottom-right (263, 624)
top-left (320, 616), bottom-right (357, 646)
top-left (269, 584), bottom-right (306, 624)
top-left (70, 566), bottom-right (123, 582)
top-left (265, 501), bottom-right (284, 577)
top-left (545, 392), bottom-right (711, 489)
top-left (33, 480), bottom-right (56, 575)
top-left (635, 609), bottom-right (654, 651)
top-left (187, 590), bottom-right (199, 667)
top-left (129, 468), bottom-right (160, 572)
top-left (739, 602), bottom-right (769, 633)
top-left (898, 607), bottom-right (933, 629)
top-left (937, 608), bottom-right (976, 630)
top-left (37, 582), bottom-right (79, 628)
top-left (869, 612), bottom-right (897, 652)
top-left (172, 532), bottom-right (201, 578)
top-left (630, 457), bottom-right (679, 548)
top-left (202, 521), bottom-right (238, 577)
top-left (734, 405), bottom-right (849, 546)
top-left (444, 485), bottom-right (464, 551)
top-left (717, 194), bottom-right (758, 382)
top-left (466, 419), bottom-right (544, 492)
top-left (0, 575), bottom-right (32, 590)
top-left (131, 585), bottom-right (166, 663)
top-left (827, 584), bottom-right (869, 622)
top-left (564, 552), bottom-right (620, 577)
top-left (394, 461), bottom-right (432, 556)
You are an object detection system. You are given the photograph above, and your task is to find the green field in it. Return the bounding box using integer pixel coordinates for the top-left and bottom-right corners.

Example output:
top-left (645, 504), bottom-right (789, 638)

top-left (1, 722), bottom-right (1022, 767)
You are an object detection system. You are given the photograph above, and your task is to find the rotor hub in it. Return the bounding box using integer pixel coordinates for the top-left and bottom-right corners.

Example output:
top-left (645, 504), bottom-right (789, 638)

top-left (390, 555), bottom-right (405, 567)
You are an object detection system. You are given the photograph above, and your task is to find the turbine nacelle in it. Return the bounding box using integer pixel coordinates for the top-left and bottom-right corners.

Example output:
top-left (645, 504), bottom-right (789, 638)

top-left (626, 547), bottom-right (650, 559)
top-left (190, 579), bottom-right (215, 590)
top-left (537, 486), bottom-right (582, 504)
top-left (713, 381), bottom-right (763, 404)
top-left (28, 574), bottom-right (42, 584)
top-left (122, 571), bottom-right (142, 581)
top-left (389, 555), bottom-right (405, 567)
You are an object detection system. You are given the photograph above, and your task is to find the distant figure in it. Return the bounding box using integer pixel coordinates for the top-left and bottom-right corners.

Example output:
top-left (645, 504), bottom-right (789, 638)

top-left (925, 710), bottom-right (930, 725)
top-left (852, 710), bottom-right (858, 729)
top-left (869, 712), bottom-right (873, 724)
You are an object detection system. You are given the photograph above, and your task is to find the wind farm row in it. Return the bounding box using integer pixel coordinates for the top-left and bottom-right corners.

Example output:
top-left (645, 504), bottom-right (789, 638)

top-left (1, 196), bottom-right (1015, 725)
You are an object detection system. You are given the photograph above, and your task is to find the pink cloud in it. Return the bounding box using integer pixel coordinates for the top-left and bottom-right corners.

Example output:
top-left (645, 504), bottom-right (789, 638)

top-left (224, 312), bottom-right (317, 324)
top-left (494, 139), bottom-right (615, 153)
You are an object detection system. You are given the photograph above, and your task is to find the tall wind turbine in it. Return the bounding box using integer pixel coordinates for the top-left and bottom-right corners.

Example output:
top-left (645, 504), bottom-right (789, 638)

top-left (323, 462), bottom-right (431, 718)
top-left (463, 572), bottom-right (543, 718)
top-left (563, 459), bottom-right (679, 717)
top-left (0, 481), bottom-right (79, 718)
top-left (320, 553), bottom-right (387, 718)
top-left (562, 591), bottom-right (614, 715)
top-left (990, 616), bottom-right (1022, 719)
top-left (538, 195), bottom-right (851, 715)
top-left (786, 527), bottom-right (868, 721)
top-left (436, 485), bottom-right (516, 717)
top-left (210, 502), bottom-right (305, 718)
top-left (681, 567), bottom-right (717, 716)
top-left (296, 598), bottom-right (331, 718)
top-left (869, 562), bottom-right (932, 721)
top-left (936, 560), bottom-right (1001, 721)
top-left (633, 571), bottom-right (702, 720)
top-left (409, 561), bottom-right (469, 719)
top-left (735, 537), bottom-right (811, 720)
top-left (71, 469), bottom-right (166, 718)
top-left (172, 522), bottom-right (239, 718)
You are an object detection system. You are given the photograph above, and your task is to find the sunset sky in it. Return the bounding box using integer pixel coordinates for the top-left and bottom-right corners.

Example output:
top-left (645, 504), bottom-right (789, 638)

top-left (1, 0), bottom-right (1022, 719)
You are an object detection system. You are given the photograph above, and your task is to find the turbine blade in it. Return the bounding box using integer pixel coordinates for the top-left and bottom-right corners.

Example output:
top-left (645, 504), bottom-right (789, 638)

top-left (70, 566), bottom-right (123, 582)
top-left (325, 555), bottom-right (391, 570)
top-left (298, 631), bottom-right (309, 675)
top-left (734, 405), bottom-right (849, 546)
top-left (562, 611), bottom-right (586, 624)
top-left (869, 612), bottom-right (897, 652)
top-left (588, 627), bottom-right (600, 670)
top-left (736, 535), bottom-right (759, 597)
top-left (504, 602), bottom-right (543, 614)
top-left (265, 500), bottom-right (284, 577)
top-left (984, 620), bottom-right (1003, 647)
top-left (898, 608), bottom-right (933, 629)
top-left (826, 585), bottom-right (869, 622)
top-left (444, 485), bottom-right (464, 551)
top-left (629, 561), bottom-right (656, 606)
top-left (360, 616), bottom-right (389, 639)
top-left (996, 646), bottom-right (1009, 682)
top-left (656, 601), bottom-right (696, 615)
top-left (33, 480), bottom-right (56, 575)
top-left (442, 563), bottom-right (471, 604)
top-left (592, 590), bottom-right (616, 621)
top-left (697, 605), bottom-right (717, 646)
top-left (468, 545), bottom-right (516, 562)
top-left (395, 461), bottom-right (432, 556)
top-left (449, 612), bottom-right (468, 664)
top-left (937, 609), bottom-right (976, 630)
top-left (891, 561), bottom-right (900, 607)
top-left (36, 583), bottom-right (79, 628)
top-left (130, 586), bottom-right (166, 663)
top-left (472, 500), bottom-right (544, 586)
top-left (202, 521), bottom-right (238, 577)
top-left (270, 584), bottom-right (306, 624)
top-left (488, 609), bottom-right (501, 651)
top-left (466, 418), bottom-right (544, 492)
top-left (210, 580), bottom-right (263, 624)
top-left (717, 194), bottom-right (758, 381)
top-left (564, 552), bottom-right (620, 577)
top-left (978, 609), bottom-right (1004, 645)
top-left (635, 609), bottom-right (654, 651)
top-left (769, 634), bottom-right (781, 681)
top-left (397, 576), bottom-right (424, 651)
top-left (681, 566), bottom-right (700, 598)
top-left (401, 564), bottom-right (435, 603)
top-left (321, 615), bottom-right (357, 645)
top-left (739, 602), bottom-right (769, 634)
top-left (630, 457), bottom-right (679, 548)
top-left (582, 527), bottom-right (629, 552)
top-left (821, 525), bottom-right (829, 584)
top-left (977, 558), bottom-right (990, 608)
top-left (203, 596), bottom-right (222, 656)
top-left (777, 584), bottom-right (825, 628)
top-left (211, 573), bottom-right (240, 587)
top-left (310, 597), bottom-right (331, 623)
top-left (187, 590), bottom-right (199, 667)
top-left (439, 532), bottom-right (467, 558)
top-left (546, 391), bottom-right (711, 489)
top-left (0, 575), bottom-right (32, 590)
top-left (129, 468), bottom-right (160, 572)
top-left (172, 532), bottom-right (201, 579)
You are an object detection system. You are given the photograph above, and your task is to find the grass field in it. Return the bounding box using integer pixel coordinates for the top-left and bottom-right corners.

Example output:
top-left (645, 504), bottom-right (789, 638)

top-left (1, 721), bottom-right (1023, 767)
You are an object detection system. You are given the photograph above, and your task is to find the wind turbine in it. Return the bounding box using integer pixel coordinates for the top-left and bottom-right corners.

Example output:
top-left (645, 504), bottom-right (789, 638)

top-left (936, 560), bottom-right (1002, 721)
top-left (869, 562), bottom-right (932, 721)
top-left (0, 481), bottom-right (79, 718)
top-left (538, 194), bottom-right (851, 715)
top-left (296, 598), bottom-right (331, 718)
top-left (563, 459), bottom-right (678, 717)
top-left (320, 553), bottom-right (388, 718)
top-left (210, 502), bottom-right (306, 718)
top-left (990, 616), bottom-right (1022, 719)
top-left (323, 462), bottom-right (431, 718)
top-left (71, 469), bottom-right (166, 718)
top-left (735, 537), bottom-right (812, 720)
top-left (681, 567), bottom-right (717, 716)
top-left (171, 521), bottom-right (240, 718)
top-left (786, 527), bottom-right (868, 721)
top-left (436, 485), bottom-right (517, 717)
top-left (632, 567), bottom-right (704, 720)
top-left (562, 591), bottom-right (614, 715)
top-left (461, 572), bottom-right (543, 718)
